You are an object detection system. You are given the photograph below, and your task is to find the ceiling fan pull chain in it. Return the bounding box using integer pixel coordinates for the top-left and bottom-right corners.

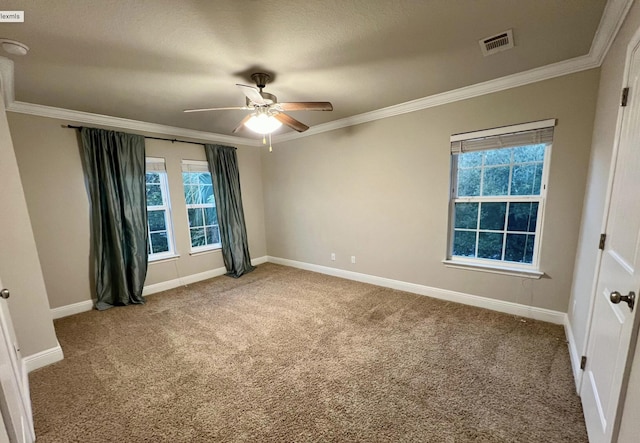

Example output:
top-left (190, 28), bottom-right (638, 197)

top-left (262, 135), bottom-right (266, 145)
top-left (269, 133), bottom-right (273, 152)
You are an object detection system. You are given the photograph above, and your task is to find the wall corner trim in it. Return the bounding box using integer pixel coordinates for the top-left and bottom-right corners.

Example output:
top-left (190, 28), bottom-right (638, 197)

top-left (266, 256), bottom-right (566, 325)
top-left (23, 341), bottom-right (64, 373)
top-left (564, 315), bottom-right (583, 393)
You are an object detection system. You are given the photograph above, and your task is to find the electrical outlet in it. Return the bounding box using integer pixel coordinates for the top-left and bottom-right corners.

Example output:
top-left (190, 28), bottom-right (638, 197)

top-left (331, 253), bottom-right (336, 261)
top-left (351, 256), bottom-right (356, 264)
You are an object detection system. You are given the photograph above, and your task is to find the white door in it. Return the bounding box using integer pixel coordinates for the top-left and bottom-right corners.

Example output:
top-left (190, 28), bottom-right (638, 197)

top-left (579, 39), bottom-right (640, 443)
top-left (0, 277), bottom-right (33, 443)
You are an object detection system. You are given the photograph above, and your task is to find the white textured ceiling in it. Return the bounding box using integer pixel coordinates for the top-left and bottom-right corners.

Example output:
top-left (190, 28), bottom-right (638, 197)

top-left (1, 0), bottom-right (607, 138)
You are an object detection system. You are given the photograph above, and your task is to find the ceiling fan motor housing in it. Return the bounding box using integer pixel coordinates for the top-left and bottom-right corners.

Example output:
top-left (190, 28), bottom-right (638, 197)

top-left (251, 72), bottom-right (271, 89)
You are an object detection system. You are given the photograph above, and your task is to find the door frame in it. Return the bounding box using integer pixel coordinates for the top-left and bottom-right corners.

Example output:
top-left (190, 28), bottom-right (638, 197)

top-left (577, 23), bottom-right (640, 441)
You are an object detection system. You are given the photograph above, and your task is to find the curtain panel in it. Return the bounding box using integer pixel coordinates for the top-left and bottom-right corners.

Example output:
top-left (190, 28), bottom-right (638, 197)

top-left (204, 144), bottom-right (255, 278)
top-left (80, 127), bottom-right (148, 310)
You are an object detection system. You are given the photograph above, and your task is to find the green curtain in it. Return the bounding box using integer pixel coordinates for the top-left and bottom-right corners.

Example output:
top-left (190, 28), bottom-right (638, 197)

top-left (80, 128), bottom-right (148, 310)
top-left (205, 144), bottom-right (255, 278)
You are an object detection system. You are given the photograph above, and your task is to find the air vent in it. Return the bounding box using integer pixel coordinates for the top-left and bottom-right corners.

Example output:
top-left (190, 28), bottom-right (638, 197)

top-left (479, 29), bottom-right (514, 56)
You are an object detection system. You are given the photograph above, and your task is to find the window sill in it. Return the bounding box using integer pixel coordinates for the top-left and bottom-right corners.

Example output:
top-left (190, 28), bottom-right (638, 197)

top-left (189, 247), bottom-right (222, 257)
top-left (149, 254), bottom-right (180, 264)
top-left (442, 259), bottom-right (544, 279)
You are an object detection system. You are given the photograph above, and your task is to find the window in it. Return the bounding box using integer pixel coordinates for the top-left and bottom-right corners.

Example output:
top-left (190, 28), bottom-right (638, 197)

top-left (182, 160), bottom-right (221, 252)
top-left (146, 158), bottom-right (176, 260)
top-left (446, 120), bottom-right (555, 274)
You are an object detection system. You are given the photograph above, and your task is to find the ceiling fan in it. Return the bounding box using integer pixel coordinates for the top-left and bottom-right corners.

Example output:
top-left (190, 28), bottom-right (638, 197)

top-left (184, 72), bottom-right (333, 135)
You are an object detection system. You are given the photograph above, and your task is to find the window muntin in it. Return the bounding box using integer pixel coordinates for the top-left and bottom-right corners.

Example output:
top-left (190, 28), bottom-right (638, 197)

top-left (146, 158), bottom-right (175, 260)
top-left (181, 161), bottom-right (221, 252)
top-left (448, 122), bottom-right (553, 270)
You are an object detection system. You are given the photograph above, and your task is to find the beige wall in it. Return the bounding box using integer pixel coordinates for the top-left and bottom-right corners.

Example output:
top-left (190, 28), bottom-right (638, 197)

top-left (7, 113), bottom-right (267, 309)
top-left (0, 93), bottom-right (58, 357)
top-left (262, 69), bottom-right (600, 313)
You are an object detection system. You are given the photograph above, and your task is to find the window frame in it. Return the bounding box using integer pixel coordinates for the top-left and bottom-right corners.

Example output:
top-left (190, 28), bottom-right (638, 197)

top-left (444, 120), bottom-right (555, 277)
top-left (181, 160), bottom-right (221, 254)
top-left (146, 157), bottom-right (177, 261)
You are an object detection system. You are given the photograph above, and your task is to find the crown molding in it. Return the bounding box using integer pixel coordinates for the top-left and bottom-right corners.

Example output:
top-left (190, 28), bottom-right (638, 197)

top-left (590, 0), bottom-right (635, 66)
top-left (275, 54), bottom-right (600, 143)
top-left (0, 0), bottom-right (633, 144)
top-left (6, 101), bottom-right (259, 146)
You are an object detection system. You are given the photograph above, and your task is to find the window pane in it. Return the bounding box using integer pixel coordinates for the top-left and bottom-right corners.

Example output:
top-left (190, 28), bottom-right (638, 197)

top-left (484, 148), bottom-right (512, 166)
top-left (150, 232), bottom-right (169, 254)
top-left (458, 152), bottom-right (483, 168)
top-left (454, 203), bottom-right (478, 229)
top-left (146, 184), bottom-right (163, 206)
top-left (188, 208), bottom-right (204, 227)
top-left (457, 168), bottom-right (481, 196)
top-left (533, 163), bottom-right (543, 195)
top-left (511, 164), bottom-right (540, 196)
top-left (197, 172), bottom-right (213, 185)
top-left (203, 185), bottom-right (214, 205)
top-left (482, 166), bottom-right (509, 196)
top-left (206, 226), bottom-right (220, 245)
top-left (505, 233), bottom-right (535, 264)
top-left (146, 172), bottom-right (160, 184)
top-left (507, 202), bottom-right (539, 233)
top-left (148, 210), bottom-right (166, 232)
top-left (513, 144), bottom-right (545, 163)
top-left (184, 185), bottom-right (197, 205)
top-left (479, 202), bottom-right (506, 231)
top-left (205, 207), bottom-right (218, 226)
top-left (190, 227), bottom-right (206, 247)
top-left (478, 232), bottom-right (504, 260)
top-left (182, 172), bottom-right (192, 185)
top-left (453, 230), bottom-right (476, 257)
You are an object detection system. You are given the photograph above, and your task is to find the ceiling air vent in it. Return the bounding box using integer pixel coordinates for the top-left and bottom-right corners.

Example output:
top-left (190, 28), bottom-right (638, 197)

top-left (479, 29), bottom-right (514, 56)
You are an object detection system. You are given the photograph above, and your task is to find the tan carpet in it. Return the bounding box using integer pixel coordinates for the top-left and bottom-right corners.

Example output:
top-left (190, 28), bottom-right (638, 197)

top-left (29, 263), bottom-right (587, 442)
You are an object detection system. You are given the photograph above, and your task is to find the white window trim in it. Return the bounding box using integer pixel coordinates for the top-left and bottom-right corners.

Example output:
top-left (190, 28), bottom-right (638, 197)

top-left (441, 259), bottom-right (544, 279)
top-left (146, 159), bottom-right (177, 261)
top-left (445, 121), bottom-right (554, 275)
top-left (181, 160), bottom-right (222, 253)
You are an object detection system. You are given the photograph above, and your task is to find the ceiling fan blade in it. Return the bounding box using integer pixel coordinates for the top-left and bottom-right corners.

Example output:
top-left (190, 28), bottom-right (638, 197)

top-left (236, 84), bottom-right (266, 105)
top-left (232, 114), bottom-right (253, 134)
top-left (278, 102), bottom-right (333, 111)
top-left (183, 106), bottom-right (248, 113)
top-left (274, 113), bottom-right (309, 132)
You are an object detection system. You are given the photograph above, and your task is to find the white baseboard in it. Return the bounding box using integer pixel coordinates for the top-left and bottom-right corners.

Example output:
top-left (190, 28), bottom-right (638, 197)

top-left (51, 300), bottom-right (94, 319)
top-left (50, 256), bottom-right (269, 318)
top-left (142, 255), bottom-right (268, 296)
top-left (251, 255), bottom-right (269, 266)
top-left (564, 315), bottom-right (583, 393)
top-left (142, 266), bottom-right (227, 295)
top-left (267, 256), bottom-right (566, 325)
top-left (23, 341), bottom-right (64, 373)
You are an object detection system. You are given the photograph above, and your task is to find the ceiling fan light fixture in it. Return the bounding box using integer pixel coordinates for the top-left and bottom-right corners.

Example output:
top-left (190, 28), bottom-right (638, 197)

top-left (244, 113), bottom-right (282, 134)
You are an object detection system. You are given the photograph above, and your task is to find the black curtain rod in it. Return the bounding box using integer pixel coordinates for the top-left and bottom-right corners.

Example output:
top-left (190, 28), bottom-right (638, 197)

top-left (64, 125), bottom-right (235, 148)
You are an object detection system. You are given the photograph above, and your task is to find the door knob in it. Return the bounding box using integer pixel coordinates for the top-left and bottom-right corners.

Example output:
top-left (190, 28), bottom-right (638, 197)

top-left (610, 291), bottom-right (635, 311)
top-left (0, 288), bottom-right (9, 299)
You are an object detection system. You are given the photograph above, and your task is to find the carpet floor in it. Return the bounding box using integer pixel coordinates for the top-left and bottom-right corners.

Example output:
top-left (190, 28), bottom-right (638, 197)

top-left (29, 263), bottom-right (587, 442)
